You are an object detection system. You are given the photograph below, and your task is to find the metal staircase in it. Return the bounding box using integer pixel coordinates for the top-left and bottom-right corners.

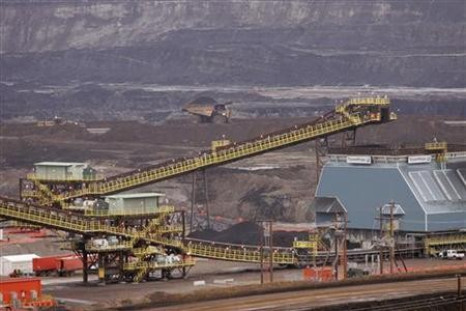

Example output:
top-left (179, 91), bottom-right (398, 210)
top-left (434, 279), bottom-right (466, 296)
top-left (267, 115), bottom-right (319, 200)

top-left (0, 196), bottom-right (184, 249)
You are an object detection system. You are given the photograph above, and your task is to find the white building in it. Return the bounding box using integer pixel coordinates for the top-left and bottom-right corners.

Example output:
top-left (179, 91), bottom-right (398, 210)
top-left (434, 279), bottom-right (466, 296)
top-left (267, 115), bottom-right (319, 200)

top-left (104, 193), bottom-right (165, 214)
top-left (0, 254), bottom-right (39, 276)
top-left (32, 162), bottom-right (96, 181)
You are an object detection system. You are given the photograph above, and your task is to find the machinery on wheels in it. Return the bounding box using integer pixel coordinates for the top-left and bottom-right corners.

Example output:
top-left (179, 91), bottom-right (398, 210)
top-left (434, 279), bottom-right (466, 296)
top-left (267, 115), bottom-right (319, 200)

top-left (182, 96), bottom-right (232, 123)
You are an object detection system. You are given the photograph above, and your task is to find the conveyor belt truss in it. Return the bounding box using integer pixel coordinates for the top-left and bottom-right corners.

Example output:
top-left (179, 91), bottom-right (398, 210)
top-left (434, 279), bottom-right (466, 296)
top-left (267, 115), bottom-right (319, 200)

top-left (0, 196), bottom-right (183, 249)
top-left (0, 196), bottom-right (296, 265)
top-left (1, 196), bottom-right (424, 266)
top-left (425, 232), bottom-right (466, 255)
top-left (47, 97), bottom-right (394, 202)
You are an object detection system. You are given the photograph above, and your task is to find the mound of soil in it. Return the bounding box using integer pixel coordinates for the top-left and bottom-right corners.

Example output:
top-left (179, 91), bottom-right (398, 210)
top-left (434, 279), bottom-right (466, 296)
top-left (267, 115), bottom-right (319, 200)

top-left (189, 221), bottom-right (308, 247)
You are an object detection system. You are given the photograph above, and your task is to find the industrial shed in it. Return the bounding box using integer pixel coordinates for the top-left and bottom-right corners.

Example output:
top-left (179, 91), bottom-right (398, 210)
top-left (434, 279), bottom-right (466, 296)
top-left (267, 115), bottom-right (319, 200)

top-left (104, 193), bottom-right (165, 214)
top-left (0, 254), bottom-right (40, 276)
top-left (33, 162), bottom-right (96, 181)
top-left (315, 150), bottom-right (466, 232)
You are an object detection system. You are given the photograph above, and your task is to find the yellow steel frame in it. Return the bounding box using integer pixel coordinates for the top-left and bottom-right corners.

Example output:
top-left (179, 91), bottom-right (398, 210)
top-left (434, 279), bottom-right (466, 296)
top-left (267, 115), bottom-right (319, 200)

top-left (425, 141), bottom-right (448, 163)
top-left (124, 258), bottom-right (195, 271)
top-left (425, 142), bottom-right (448, 151)
top-left (425, 232), bottom-right (466, 255)
top-left (82, 205), bottom-right (175, 217)
top-left (54, 100), bottom-right (393, 202)
top-left (30, 179), bottom-right (55, 204)
top-left (0, 199), bottom-right (183, 249)
top-left (5, 97), bottom-right (397, 267)
top-left (186, 242), bottom-right (295, 265)
top-left (293, 241), bottom-right (316, 248)
top-left (27, 173), bottom-right (103, 182)
top-left (19, 190), bottom-right (41, 198)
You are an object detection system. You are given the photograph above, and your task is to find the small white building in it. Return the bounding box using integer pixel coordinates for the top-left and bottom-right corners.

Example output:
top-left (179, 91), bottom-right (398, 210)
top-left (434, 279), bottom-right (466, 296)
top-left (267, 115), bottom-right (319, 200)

top-left (104, 193), bottom-right (165, 214)
top-left (33, 162), bottom-right (96, 180)
top-left (0, 254), bottom-right (40, 276)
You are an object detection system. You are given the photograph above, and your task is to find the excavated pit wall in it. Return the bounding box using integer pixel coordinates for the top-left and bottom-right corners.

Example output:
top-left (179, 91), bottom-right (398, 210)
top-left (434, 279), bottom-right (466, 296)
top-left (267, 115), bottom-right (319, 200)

top-left (1, 0), bottom-right (465, 87)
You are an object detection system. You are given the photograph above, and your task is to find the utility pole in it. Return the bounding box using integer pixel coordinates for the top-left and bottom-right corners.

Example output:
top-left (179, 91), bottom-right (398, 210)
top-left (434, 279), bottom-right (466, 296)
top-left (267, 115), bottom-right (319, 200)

top-left (269, 221), bottom-right (273, 283)
top-left (342, 212), bottom-right (348, 280)
top-left (458, 274), bottom-right (462, 298)
top-left (82, 238), bottom-right (88, 283)
top-left (203, 170), bottom-right (210, 230)
top-left (260, 223), bottom-right (264, 285)
top-left (457, 274), bottom-right (463, 311)
top-left (190, 174), bottom-right (195, 232)
top-left (182, 211), bottom-right (187, 278)
top-left (389, 202), bottom-right (395, 274)
top-left (334, 230), bottom-right (339, 280)
top-left (379, 206), bottom-right (384, 275)
top-left (258, 220), bottom-right (274, 284)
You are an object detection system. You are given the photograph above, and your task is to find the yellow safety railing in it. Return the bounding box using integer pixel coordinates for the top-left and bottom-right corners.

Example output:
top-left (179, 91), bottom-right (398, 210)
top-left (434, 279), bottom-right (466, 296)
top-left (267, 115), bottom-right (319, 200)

top-left (127, 257), bottom-right (196, 281)
top-left (27, 173), bottom-right (104, 182)
top-left (20, 190), bottom-right (41, 198)
top-left (124, 258), bottom-right (196, 271)
top-left (132, 245), bottom-right (165, 256)
top-left (85, 240), bottom-right (134, 252)
top-left (425, 234), bottom-right (466, 246)
top-left (127, 213), bottom-right (181, 281)
top-left (83, 205), bottom-right (175, 217)
top-left (0, 198), bottom-right (183, 249)
top-left (55, 112), bottom-right (387, 202)
top-left (186, 241), bottom-right (295, 265)
top-left (1, 197), bottom-right (298, 265)
top-left (346, 96), bottom-right (390, 106)
top-left (293, 241), bottom-right (317, 249)
top-left (30, 179), bottom-right (55, 203)
top-left (26, 97), bottom-right (394, 204)
top-left (424, 232), bottom-right (466, 255)
top-left (425, 141), bottom-right (448, 151)
top-left (335, 96), bottom-right (390, 113)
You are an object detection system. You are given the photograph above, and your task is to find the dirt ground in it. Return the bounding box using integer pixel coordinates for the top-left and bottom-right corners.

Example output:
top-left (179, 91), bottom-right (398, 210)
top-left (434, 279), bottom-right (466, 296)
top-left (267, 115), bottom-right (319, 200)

top-left (0, 229), bottom-right (74, 257)
top-left (40, 258), bottom-right (466, 310)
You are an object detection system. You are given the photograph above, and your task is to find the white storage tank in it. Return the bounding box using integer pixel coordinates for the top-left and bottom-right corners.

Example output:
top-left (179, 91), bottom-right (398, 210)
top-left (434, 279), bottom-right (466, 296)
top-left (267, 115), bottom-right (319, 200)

top-left (0, 254), bottom-right (40, 276)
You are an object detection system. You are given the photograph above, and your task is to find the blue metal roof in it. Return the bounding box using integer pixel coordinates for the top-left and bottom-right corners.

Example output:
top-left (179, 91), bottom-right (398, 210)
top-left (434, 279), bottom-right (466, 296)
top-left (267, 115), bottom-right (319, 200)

top-left (316, 159), bottom-right (466, 232)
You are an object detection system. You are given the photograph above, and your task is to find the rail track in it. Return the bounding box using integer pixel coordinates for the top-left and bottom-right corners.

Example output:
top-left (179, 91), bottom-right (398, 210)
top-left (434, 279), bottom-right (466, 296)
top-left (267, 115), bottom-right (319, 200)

top-left (151, 276), bottom-right (466, 311)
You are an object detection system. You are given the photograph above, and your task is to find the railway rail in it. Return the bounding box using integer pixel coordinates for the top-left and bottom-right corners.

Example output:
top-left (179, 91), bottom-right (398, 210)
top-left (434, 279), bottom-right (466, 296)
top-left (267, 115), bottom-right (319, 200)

top-left (151, 277), bottom-right (466, 311)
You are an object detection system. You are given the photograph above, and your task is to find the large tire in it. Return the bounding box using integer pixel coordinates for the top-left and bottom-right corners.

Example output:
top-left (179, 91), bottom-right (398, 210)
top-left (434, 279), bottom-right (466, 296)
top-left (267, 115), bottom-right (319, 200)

top-left (212, 114), bottom-right (227, 124)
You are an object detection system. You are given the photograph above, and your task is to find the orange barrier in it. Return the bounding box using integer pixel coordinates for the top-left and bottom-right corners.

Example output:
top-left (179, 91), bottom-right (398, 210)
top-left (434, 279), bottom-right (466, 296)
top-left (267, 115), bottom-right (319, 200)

top-left (0, 278), bottom-right (55, 308)
top-left (303, 267), bottom-right (333, 282)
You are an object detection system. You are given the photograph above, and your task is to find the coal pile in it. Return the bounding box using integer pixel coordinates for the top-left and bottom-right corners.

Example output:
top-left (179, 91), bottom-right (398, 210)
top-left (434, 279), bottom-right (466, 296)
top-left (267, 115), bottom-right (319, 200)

top-left (189, 221), bottom-right (308, 247)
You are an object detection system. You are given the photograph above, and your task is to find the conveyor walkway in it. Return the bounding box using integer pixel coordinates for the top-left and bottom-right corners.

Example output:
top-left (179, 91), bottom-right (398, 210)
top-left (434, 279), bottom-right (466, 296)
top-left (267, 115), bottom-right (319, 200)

top-left (0, 196), bottom-right (425, 265)
top-left (0, 196), bottom-right (296, 264)
top-left (0, 196), bottom-right (183, 249)
top-left (50, 97), bottom-right (394, 202)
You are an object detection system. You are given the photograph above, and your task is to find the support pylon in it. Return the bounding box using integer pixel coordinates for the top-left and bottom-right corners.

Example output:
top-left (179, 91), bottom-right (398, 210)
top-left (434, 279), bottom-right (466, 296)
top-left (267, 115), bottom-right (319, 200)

top-left (190, 169), bottom-right (211, 232)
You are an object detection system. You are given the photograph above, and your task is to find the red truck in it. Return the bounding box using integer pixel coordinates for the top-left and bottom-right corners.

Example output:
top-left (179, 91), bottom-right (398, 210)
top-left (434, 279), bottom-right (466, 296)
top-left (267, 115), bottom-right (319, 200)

top-left (33, 255), bottom-right (82, 276)
top-left (56, 256), bottom-right (83, 276)
top-left (33, 255), bottom-right (69, 276)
